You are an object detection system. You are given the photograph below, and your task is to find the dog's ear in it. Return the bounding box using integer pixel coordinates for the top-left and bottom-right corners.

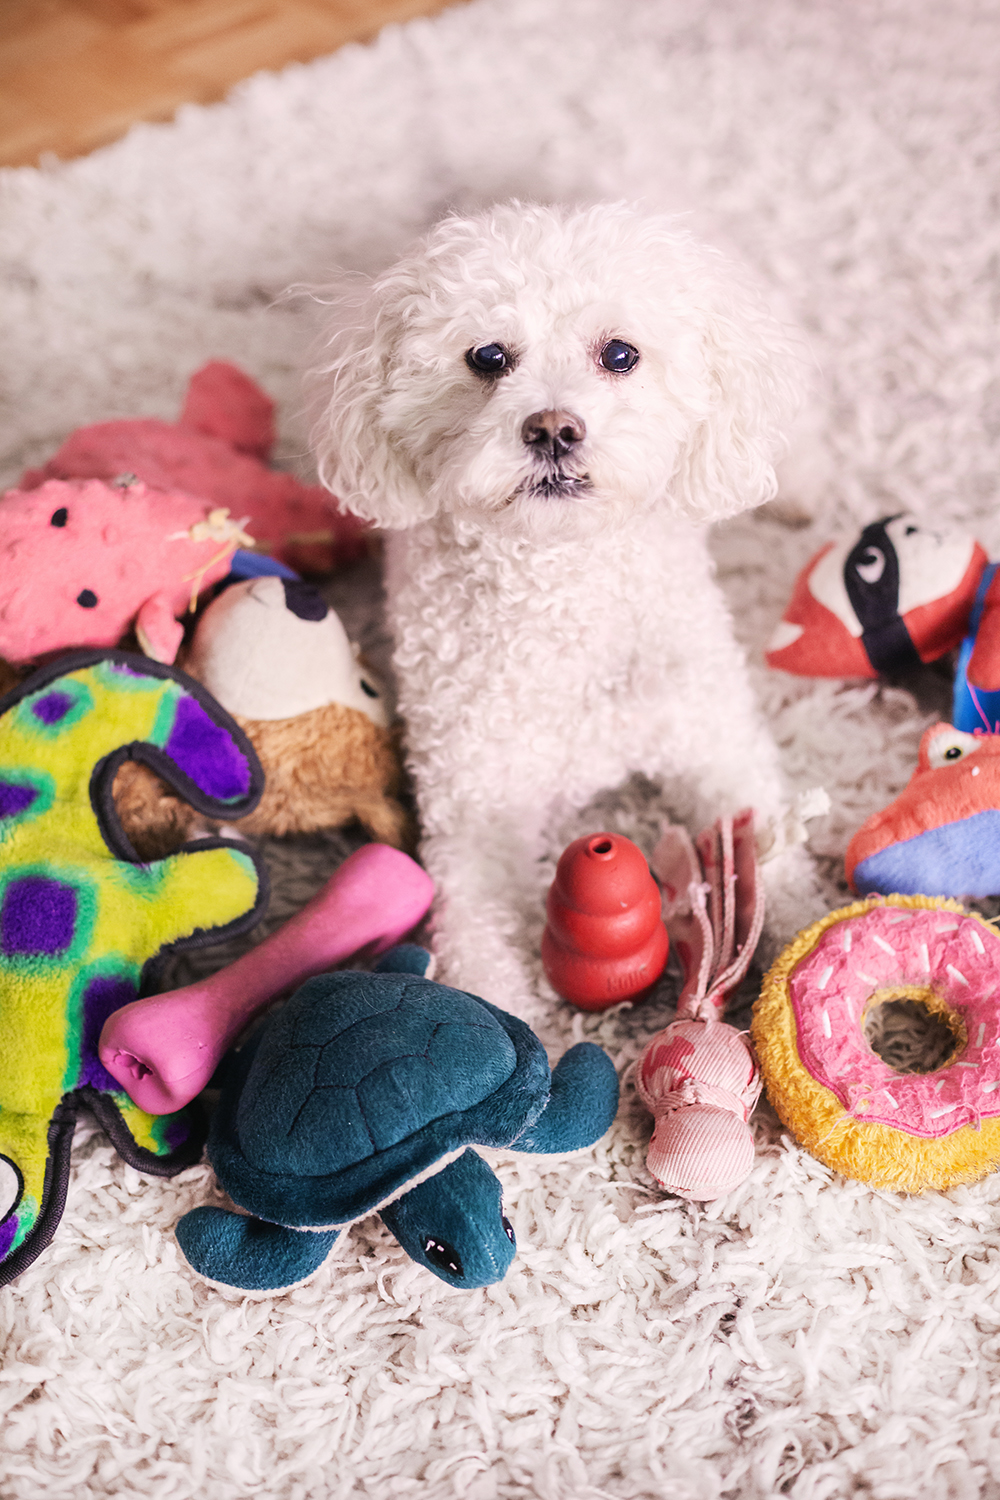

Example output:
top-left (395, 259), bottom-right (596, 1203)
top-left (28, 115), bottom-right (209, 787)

top-left (310, 276), bottom-right (437, 530)
top-left (669, 268), bottom-right (804, 525)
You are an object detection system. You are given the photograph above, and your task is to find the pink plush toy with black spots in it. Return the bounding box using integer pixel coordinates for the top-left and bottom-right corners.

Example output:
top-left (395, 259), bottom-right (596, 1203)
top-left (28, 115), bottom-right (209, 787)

top-left (0, 476), bottom-right (247, 666)
top-left (21, 361), bottom-right (368, 576)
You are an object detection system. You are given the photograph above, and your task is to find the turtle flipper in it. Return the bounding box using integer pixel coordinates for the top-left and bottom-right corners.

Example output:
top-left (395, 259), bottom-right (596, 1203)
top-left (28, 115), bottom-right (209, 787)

top-left (513, 1043), bottom-right (619, 1154)
top-left (373, 944), bottom-right (434, 977)
top-left (176, 1207), bottom-right (342, 1291)
top-left (379, 1148), bottom-right (515, 1288)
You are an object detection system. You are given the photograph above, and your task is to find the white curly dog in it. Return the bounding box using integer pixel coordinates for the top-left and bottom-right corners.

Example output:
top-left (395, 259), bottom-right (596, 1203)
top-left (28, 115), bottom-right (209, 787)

top-left (313, 202), bottom-right (817, 1023)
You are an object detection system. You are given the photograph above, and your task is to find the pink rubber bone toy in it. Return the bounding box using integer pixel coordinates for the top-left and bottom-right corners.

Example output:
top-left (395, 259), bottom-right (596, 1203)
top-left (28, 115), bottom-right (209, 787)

top-left (636, 811), bottom-right (765, 1201)
top-left (99, 843), bottom-right (434, 1115)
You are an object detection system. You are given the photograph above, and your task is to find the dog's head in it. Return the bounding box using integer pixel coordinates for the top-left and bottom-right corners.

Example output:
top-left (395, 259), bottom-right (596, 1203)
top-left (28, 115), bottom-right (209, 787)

top-left (312, 203), bottom-right (802, 537)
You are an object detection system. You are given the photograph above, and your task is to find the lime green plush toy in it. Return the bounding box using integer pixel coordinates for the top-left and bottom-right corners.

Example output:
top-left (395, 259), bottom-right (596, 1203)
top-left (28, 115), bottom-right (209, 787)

top-left (0, 649), bottom-right (267, 1284)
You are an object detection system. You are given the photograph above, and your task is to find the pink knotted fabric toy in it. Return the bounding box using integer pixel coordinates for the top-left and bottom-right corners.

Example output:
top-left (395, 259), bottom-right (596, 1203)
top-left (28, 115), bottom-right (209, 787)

top-left (636, 811), bottom-right (764, 1200)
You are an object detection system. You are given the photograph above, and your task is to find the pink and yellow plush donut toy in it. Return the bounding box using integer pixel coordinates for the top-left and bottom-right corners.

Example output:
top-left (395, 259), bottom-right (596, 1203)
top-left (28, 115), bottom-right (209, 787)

top-left (753, 895), bottom-right (1000, 1191)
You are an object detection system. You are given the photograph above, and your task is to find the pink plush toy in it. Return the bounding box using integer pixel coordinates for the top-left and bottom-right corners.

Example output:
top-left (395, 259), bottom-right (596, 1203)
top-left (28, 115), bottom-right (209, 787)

top-left (99, 842), bottom-right (434, 1115)
top-left (636, 811), bottom-right (765, 1200)
top-left (0, 476), bottom-right (250, 665)
top-left (21, 361), bottom-right (368, 576)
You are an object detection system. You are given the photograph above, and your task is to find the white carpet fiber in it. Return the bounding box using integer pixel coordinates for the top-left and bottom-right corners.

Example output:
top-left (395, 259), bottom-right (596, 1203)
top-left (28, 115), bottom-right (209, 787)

top-left (3, 1), bottom-right (1000, 1495)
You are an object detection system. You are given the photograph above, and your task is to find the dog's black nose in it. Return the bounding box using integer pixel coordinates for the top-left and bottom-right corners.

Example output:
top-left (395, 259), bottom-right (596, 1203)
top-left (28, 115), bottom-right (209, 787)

top-left (521, 410), bottom-right (586, 461)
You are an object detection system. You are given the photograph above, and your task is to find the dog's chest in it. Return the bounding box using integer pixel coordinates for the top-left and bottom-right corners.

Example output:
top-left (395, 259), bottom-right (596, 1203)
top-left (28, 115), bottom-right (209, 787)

top-left (384, 516), bottom-right (724, 732)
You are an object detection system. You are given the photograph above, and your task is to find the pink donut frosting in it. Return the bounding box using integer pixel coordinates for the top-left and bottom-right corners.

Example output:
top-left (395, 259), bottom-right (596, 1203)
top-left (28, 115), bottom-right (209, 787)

top-left (791, 904), bottom-right (1000, 1137)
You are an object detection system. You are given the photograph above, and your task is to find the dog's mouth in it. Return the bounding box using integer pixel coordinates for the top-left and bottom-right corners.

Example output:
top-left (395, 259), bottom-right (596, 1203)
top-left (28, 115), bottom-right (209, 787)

top-left (515, 471), bottom-right (592, 502)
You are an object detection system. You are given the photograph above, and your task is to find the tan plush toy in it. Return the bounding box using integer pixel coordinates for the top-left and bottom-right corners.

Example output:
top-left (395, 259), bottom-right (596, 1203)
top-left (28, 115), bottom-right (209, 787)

top-left (104, 576), bottom-right (410, 858)
top-left (182, 577), bottom-right (411, 847)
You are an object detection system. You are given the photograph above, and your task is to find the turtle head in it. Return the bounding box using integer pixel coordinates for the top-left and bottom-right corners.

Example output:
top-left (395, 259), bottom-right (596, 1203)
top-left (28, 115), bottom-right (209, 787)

top-left (379, 1148), bottom-right (516, 1288)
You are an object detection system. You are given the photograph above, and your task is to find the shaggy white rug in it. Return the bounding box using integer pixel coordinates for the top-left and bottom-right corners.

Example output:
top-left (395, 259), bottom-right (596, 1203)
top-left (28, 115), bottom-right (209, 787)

top-left (3, 1), bottom-right (1000, 1495)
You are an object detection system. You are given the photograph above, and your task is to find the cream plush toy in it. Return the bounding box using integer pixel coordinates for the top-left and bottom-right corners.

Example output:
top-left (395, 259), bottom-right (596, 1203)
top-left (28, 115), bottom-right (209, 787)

top-left (183, 576), bottom-right (409, 847)
top-left (111, 577), bottom-right (410, 856)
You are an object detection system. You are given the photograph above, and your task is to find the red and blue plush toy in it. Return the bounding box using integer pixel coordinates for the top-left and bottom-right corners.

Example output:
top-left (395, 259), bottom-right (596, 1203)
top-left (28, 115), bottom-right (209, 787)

top-left (766, 512), bottom-right (1000, 734)
top-left (846, 722), bottom-right (1000, 898)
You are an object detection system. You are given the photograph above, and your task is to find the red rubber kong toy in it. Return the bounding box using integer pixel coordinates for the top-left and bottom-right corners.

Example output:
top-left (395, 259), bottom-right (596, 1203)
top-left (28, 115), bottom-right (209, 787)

top-left (542, 833), bottom-right (668, 1010)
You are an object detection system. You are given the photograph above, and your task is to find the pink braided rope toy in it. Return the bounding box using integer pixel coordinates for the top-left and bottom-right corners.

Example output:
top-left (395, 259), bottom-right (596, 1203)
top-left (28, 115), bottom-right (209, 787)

top-left (636, 811), bottom-right (764, 1200)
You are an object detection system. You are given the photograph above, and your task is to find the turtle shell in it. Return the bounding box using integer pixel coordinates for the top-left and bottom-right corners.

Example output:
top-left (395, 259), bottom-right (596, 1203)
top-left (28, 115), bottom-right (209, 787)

top-left (207, 970), bottom-right (551, 1229)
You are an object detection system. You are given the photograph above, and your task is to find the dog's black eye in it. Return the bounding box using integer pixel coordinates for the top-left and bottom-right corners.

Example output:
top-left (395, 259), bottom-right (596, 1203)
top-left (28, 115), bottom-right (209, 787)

top-left (50, 508), bottom-right (68, 527)
top-left (599, 339), bottom-right (640, 373)
top-left (77, 589), bottom-right (98, 609)
top-left (360, 679), bottom-right (379, 698)
top-left (466, 343), bottom-right (510, 377)
top-left (502, 1214), bottom-right (515, 1245)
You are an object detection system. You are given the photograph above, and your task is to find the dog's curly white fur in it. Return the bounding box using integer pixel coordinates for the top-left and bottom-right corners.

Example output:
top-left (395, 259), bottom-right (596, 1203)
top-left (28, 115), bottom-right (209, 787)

top-left (313, 202), bottom-right (819, 1021)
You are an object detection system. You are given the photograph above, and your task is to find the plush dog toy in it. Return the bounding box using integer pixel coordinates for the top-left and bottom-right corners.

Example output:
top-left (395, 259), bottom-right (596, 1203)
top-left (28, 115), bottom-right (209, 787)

top-left (846, 721), bottom-right (1000, 898)
top-left (21, 360), bottom-right (368, 576)
top-left (106, 576), bottom-right (411, 855)
top-left (0, 476), bottom-right (251, 666)
top-left (174, 944), bottom-right (620, 1292)
top-left (183, 576), bottom-right (410, 845)
top-left (0, 649), bottom-right (267, 1284)
top-left (766, 513), bottom-right (986, 679)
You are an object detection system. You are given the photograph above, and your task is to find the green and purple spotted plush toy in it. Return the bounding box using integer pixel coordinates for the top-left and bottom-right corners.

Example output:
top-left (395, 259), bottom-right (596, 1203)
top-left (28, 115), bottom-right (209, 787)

top-left (0, 649), bottom-right (267, 1284)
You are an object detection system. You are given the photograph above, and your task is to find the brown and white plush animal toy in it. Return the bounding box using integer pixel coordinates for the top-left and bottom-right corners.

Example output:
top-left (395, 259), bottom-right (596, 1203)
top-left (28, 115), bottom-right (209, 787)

top-left (182, 577), bottom-right (410, 848)
top-left (312, 201), bottom-right (823, 1023)
top-left (106, 577), bottom-right (410, 859)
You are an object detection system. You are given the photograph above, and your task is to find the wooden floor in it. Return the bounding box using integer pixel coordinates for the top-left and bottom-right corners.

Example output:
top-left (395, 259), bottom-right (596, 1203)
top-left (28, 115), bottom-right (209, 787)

top-left (0, 0), bottom-right (461, 167)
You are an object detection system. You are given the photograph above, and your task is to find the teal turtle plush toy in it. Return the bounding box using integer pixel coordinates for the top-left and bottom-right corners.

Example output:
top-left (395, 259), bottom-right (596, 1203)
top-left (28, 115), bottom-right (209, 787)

top-left (176, 946), bottom-right (620, 1291)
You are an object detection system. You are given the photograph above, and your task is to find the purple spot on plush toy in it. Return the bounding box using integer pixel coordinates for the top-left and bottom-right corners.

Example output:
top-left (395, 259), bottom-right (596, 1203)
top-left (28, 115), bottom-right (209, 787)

top-left (77, 974), bottom-right (139, 1091)
top-left (1, 876), bottom-right (77, 957)
top-left (31, 692), bottom-right (73, 726)
top-left (164, 695), bottom-right (250, 802)
top-left (0, 782), bottom-right (38, 819)
top-left (0, 1217), bottom-right (16, 1262)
